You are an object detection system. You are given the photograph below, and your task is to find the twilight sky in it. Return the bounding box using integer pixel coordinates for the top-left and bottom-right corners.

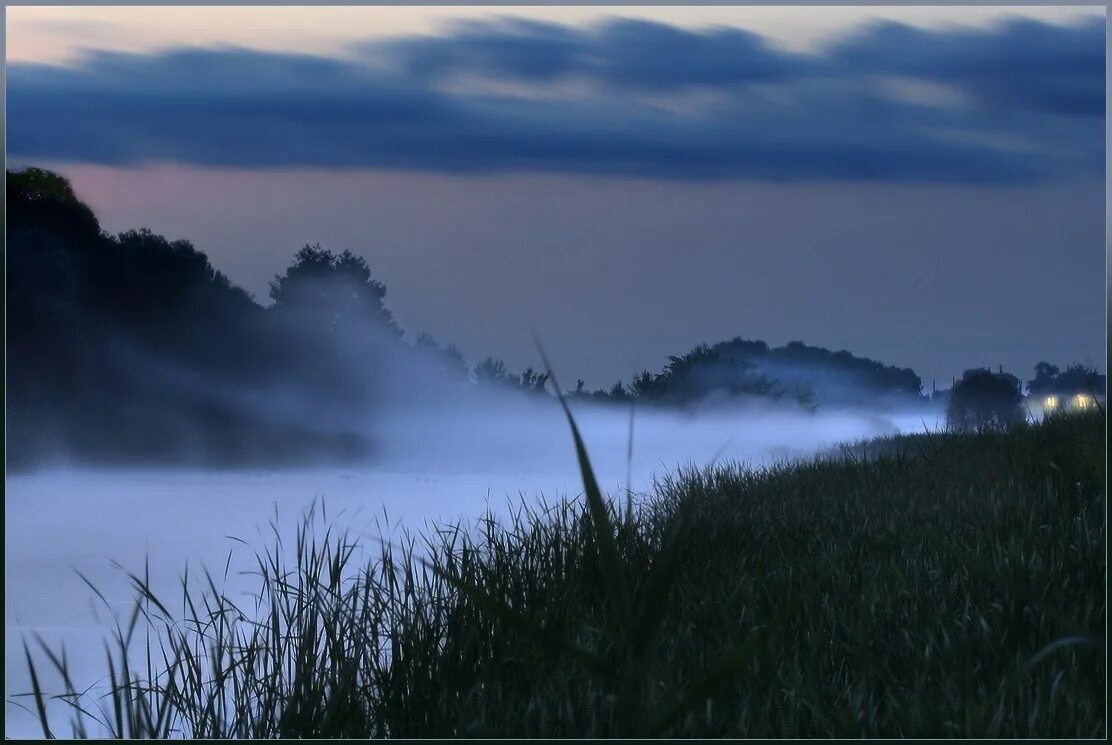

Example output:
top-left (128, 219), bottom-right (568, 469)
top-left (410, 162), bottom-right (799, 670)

top-left (6, 6), bottom-right (1107, 389)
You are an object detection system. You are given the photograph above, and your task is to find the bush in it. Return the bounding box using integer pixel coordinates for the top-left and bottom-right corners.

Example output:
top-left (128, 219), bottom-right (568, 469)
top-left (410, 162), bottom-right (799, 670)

top-left (946, 368), bottom-right (1025, 432)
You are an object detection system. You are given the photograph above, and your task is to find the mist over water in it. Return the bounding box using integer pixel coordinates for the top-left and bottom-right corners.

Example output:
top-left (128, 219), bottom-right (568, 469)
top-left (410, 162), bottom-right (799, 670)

top-left (5, 390), bottom-right (943, 737)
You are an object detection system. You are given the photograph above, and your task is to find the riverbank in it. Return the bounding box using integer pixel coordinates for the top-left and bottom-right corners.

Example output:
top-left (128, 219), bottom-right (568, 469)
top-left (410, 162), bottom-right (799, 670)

top-left (19, 410), bottom-right (1105, 738)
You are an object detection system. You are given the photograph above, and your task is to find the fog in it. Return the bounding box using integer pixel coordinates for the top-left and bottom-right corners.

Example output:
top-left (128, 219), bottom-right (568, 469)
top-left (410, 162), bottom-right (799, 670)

top-left (5, 267), bottom-right (949, 736)
top-left (5, 379), bottom-right (945, 737)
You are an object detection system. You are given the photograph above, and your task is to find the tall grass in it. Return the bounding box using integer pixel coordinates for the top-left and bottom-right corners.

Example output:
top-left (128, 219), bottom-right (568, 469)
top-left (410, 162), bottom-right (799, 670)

top-left (15, 409), bottom-right (1105, 738)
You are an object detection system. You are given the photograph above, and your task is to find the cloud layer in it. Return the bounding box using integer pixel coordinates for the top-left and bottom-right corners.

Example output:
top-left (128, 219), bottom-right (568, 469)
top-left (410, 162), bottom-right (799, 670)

top-left (7, 16), bottom-right (1105, 182)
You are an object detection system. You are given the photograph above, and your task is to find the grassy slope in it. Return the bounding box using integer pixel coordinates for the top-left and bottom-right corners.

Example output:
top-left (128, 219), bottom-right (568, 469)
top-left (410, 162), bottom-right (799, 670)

top-left (23, 411), bottom-right (1105, 738)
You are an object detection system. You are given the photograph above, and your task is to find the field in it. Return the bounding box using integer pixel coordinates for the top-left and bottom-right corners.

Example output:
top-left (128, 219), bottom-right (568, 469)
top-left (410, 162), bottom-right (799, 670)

top-left (20, 409), bottom-right (1105, 738)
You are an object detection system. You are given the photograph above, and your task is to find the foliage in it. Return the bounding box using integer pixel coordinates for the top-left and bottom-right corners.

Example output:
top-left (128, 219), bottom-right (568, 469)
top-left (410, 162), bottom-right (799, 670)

top-left (8, 166), bottom-right (85, 203)
top-left (946, 368), bottom-right (1026, 432)
top-left (5, 169), bottom-right (430, 468)
top-left (1027, 362), bottom-right (1106, 398)
top-left (587, 338), bottom-right (924, 409)
top-left (1027, 362), bottom-right (1062, 395)
top-left (568, 379), bottom-right (631, 403)
top-left (472, 357), bottom-right (512, 386)
top-left (763, 339), bottom-right (924, 401)
top-left (5, 168), bottom-right (315, 467)
top-left (519, 367), bottom-right (551, 394)
top-left (414, 333), bottom-right (469, 382)
top-left (268, 243), bottom-right (400, 338)
top-left (471, 357), bottom-right (550, 395)
top-left (628, 343), bottom-right (776, 405)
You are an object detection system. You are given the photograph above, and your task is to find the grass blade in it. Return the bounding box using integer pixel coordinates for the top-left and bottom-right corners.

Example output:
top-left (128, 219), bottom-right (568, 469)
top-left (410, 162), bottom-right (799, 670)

top-left (23, 639), bottom-right (55, 739)
top-left (535, 337), bottom-right (633, 637)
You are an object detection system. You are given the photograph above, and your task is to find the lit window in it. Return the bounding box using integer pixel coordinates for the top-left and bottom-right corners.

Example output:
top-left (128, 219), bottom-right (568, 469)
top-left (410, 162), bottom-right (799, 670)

top-left (1075, 394), bottom-right (1090, 409)
top-left (1045, 395), bottom-right (1058, 409)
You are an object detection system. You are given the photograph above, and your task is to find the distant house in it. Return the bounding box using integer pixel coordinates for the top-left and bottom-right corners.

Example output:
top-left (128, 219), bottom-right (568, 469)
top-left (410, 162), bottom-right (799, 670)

top-left (1027, 390), bottom-right (1102, 417)
top-left (1024, 363), bottom-right (1105, 418)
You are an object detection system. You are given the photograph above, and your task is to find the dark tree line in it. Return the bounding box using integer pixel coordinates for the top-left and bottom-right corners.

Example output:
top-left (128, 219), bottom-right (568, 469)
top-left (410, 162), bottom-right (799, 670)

top-left (944, 363), bottom-right (1105, 432)
top-left (7, 169), bottom-right (410, 468)
top-left (0, 167), bottom-right (930, 468)
top-left (11, 167), bottom-right (1097, 467)
top-left (471, 359), bottom-right (550, 394)
top-left (5, 168), bottom-right (562, 468)
top-left (566, 338), bottom-right (923, 410)
top-left (1026, 362), bottom-right (1106, 399)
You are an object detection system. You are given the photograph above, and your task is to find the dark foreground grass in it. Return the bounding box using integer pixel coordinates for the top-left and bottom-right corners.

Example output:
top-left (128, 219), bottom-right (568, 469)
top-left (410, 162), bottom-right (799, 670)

top-left (17, 409), bottom-right (1105, 738)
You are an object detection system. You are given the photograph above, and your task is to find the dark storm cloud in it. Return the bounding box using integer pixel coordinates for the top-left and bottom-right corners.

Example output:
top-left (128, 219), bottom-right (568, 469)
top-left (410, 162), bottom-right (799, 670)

top-left (382, 18), bottom-right (587, 82)
top-left (828, 18), bottom-right (1106, 117)
top-left (382, 17), bottom-right (812, 89)
top-left (6, 17), bottom-right (1104, 181)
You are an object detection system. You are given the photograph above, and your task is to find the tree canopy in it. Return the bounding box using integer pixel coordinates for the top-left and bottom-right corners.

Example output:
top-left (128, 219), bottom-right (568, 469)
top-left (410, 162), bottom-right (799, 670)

top-left (270, 243), bottom-right (401, 338)
top-left (1027, 362), bottom-right (1105, 398)
top-left (575, 337), bottom-right (923, 409)
top-left (946, 368), bottom-right (1026, 432)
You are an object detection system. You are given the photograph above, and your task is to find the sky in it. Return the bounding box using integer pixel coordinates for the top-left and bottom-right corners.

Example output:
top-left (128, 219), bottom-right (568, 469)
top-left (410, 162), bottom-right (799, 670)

top-left (5, 5), bottom-right (1107, 389)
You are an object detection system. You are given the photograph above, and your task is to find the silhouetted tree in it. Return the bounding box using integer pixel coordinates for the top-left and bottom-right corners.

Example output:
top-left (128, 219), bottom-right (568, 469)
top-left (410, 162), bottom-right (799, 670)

top-left (607, 381), bottom-right (630, 400)
top-left (794, 385), bottom-right (818, 413)
top-left (1027, 361), bottom-right (1062, 395)
top-left (946, 368), bottom-right (1025, 432)
top-left (1051, 364), bottom-right (1105, 397)
top-left (519, 367), bottom-right (551, 395)
top-left (269, 244), bottom-right (401, 338)
top-left (630, 370), bottom-right (660, 400)
top-left (752, 339), bottom-right (923, 403)
top-left (472, 359), bottom-right (552, 395)
top-left (473, 357), bottom-right (513, 386)
top-left (627, 344), bottom-right (775, 406)
top-left (613, 337), bottom-right (923, 409)
top-left (415, 333), bottom-right (469, 382)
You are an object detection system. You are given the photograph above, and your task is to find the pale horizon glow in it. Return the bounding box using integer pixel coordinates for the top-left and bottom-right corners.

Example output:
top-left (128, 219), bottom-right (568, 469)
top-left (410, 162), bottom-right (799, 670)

top-left (7, 5), bottom-right (1105, 63)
